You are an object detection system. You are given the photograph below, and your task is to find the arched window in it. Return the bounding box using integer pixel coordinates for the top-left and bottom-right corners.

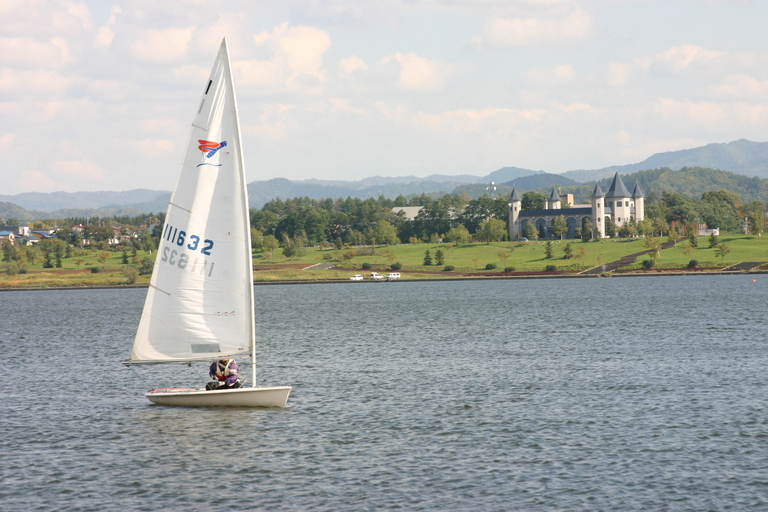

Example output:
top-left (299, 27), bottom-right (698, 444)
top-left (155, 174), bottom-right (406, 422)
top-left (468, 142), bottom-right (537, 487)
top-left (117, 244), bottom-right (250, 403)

top-left (566, 217), bottom-right (578, 238)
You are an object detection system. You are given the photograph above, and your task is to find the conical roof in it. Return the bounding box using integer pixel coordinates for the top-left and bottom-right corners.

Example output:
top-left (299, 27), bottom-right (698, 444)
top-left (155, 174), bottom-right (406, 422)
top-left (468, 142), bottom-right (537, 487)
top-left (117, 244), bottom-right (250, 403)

top-left (605, 173), bottom-right (631, 198)
top-left (632, 183), bottom-right (645, 199)
top-left (509, 187), bottom-right (522, 202)
top-left (591, 183), bottom-right (605, 198)
top-left (548, 187), bottom-right (560, 201)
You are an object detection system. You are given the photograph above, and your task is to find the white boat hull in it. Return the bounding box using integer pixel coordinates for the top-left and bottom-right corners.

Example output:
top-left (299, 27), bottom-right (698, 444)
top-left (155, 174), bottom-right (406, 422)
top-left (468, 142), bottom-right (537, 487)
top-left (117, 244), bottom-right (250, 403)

top-left (145, 386), bottom-right (292, 407)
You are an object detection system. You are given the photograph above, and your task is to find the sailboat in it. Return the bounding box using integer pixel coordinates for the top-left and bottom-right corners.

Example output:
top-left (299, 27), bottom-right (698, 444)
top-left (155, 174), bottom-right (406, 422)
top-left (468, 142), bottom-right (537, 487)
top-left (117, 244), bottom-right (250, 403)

top-left (124, 39), bottom-right (291, 407)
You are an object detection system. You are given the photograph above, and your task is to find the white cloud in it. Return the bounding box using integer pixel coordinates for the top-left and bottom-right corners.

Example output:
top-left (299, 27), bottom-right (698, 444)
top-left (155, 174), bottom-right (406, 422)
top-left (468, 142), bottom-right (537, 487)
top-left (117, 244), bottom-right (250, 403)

top-left (474, 6), bottom-right (592, 48)
top-left (327, 97), bottom-right (366, 115)
top-left (252, 23), bottom-right (331, 88)
top-left (411, 107), bottom-right (546, 132)
top-left (132, 27), bottom-right (195, 63)
top-left (607, 62), bottom-right (634, 86)
top-left (234, 59), bottom-right (284, 89)
top-left (709, 74), bottom-right (768, 99)
top-left (0, 37), bottom-right (73, 69)
top-left (14, 169), bottom-right (67, 193)
top-left (524, 64), bottom-right (574, 85)
top-left (50, 157), bottom-right (106, 182)
top-left (0, 68), bottom-right (75, 97)
top-left (338, 55), bottom-right (369, 79)
top-left (139, 118), bottom-right (182, 135)
top-left (650, 44), bottom-right (726, 75)
top-left (0, 0), bottom-right (92, 36)
top-left (379, 53), bottom-right (452, 91)
top-left (94, 5), bottom-right (122, 49)
top-left (122, 138), bottom-right (175, 160)
top-left (0, 133), bottom-right (16, 152)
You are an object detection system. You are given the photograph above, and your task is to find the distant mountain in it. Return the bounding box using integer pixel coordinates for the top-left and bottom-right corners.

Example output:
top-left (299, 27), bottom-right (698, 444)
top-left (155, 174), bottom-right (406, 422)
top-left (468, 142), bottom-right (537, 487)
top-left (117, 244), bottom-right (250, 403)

top-left (453, 173), bottom-right (579, 199)
top-left (246, 178), bottom-right (462, 208)
top-left (0, 189), bottom-right (168, 212)
top-left (562, 139), bottom-right (768, 182)
top-left (5, 139), bottom-right (768, 220)
top-left (548, 167), bottom-right (768, 205)
top-left (501, 172), bottom-right (581, 190)
top-left (484, 167), bottom-right (544, 184)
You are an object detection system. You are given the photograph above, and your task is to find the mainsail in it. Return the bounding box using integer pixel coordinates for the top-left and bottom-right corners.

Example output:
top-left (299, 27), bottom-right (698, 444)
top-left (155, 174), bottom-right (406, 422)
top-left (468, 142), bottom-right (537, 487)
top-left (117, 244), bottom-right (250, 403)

top-left (129, 39), bottom-right (254, 363)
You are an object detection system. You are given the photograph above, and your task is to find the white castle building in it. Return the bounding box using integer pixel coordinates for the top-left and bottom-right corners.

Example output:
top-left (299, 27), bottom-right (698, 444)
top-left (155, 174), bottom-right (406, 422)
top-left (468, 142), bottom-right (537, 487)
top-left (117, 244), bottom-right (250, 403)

top-left (508, 173), bottom-right (645, 240)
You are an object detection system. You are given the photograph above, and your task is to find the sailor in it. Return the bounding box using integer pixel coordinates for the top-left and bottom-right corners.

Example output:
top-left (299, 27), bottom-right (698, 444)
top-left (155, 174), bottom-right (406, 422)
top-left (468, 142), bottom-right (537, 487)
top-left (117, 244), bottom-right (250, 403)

top-left (207, 358), bottom-right (242, 390)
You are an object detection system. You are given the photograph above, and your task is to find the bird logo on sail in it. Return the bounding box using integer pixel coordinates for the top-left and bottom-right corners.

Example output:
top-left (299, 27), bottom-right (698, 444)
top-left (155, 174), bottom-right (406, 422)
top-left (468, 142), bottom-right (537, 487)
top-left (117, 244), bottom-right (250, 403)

top-left (197, 140), bottom-right (227, 167)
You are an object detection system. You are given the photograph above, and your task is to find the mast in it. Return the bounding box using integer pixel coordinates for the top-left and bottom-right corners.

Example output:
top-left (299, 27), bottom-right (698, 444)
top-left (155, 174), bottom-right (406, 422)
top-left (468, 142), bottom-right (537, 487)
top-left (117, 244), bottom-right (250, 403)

top-left (220, 39), bottom-right (257, 387)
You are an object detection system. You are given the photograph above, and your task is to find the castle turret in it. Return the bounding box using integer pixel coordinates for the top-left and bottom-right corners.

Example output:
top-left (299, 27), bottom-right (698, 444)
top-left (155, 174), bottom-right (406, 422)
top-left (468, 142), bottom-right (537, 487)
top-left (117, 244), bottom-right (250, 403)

top-left (605, 173), bottom-right (633, 227)
top-left (508, 187), bottom-right (523, 240)
top-left (546, 187), bottom-right (561, 210)
top-left (632, 183), bottom-right (645, 222)
top-left (591, 183), bottom-right (606, 238)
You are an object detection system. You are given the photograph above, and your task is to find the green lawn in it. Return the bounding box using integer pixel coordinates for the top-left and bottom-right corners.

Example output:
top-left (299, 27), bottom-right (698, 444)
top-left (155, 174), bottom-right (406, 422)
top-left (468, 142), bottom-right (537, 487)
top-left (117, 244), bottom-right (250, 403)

top-left (3, 235), bottom-right (768, 288)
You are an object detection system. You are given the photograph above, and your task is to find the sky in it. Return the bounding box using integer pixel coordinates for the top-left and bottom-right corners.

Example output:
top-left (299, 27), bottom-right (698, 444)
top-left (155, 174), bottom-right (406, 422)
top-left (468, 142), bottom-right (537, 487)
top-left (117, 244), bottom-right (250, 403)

top-left (3, 0), bottom-right (768, 195)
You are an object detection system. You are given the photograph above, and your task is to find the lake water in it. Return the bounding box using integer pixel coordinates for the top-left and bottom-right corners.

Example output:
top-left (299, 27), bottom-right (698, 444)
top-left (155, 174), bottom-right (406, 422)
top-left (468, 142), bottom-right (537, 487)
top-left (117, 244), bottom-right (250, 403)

top-left (2, 275), bottom-right (768, 511)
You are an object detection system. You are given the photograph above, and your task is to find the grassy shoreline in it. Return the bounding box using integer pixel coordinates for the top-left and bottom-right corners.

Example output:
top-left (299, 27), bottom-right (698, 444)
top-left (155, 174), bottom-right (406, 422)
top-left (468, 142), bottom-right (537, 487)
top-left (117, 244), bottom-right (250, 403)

top-left (2, 234), bottom-right (767, 290)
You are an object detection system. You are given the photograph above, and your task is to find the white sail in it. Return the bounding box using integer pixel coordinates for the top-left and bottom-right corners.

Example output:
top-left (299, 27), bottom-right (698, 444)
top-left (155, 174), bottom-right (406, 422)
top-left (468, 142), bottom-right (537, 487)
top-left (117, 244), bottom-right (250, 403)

top-left (129, 39), bottom-right (254, 363)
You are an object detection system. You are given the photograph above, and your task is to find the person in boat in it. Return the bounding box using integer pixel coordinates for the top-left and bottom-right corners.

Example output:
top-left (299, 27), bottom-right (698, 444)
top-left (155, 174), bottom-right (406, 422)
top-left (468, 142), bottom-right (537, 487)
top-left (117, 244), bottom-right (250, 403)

top-left (207, 358), bottom-right (242, 390)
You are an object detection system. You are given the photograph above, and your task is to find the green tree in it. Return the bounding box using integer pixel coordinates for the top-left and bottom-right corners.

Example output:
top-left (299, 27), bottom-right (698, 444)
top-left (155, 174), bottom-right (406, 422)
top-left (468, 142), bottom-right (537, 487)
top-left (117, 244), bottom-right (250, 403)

top-left (497, 249), bottom-right (510, 267)
top-left (708, 233), bottom-right (719, 248)
top-left (97, 251), bottom-right (111, 269)
top-left (423, 249), bottom-right (432, 266)
top-left (521, 191), bottom-right (546, 211)
top-left (685, 224), bottom-right (698, 247)
top-left (523, 221), bottom-right (539, 241)
top-left (653, 217), bottom-right (670, 237)
top-left (435, 249), bottom-right (445, 266)
top-left (251, 228), bottom-right (264, 250)
top-left (446, 224), bottom-right (471, 245)
top-left (679, 242), bottom-right (695, 263)
top-left (545, 241), bottom-right (553, 259)
top-left (644, 237), bottom-right (661, 260)
top-left (373, 220), bottom-right (400, 246)
top-left (123, 266), bottom-right (139, 284)
top-left (575, 246), bottom-right (587, 266)
top-left (551, 215), bottom-right (568, 240)
top-left (563, 242), bottom-right (573, 259)
top-left (715, 242), bottom-right (730, 263)
top-left (477, 218), bottom-right (507, 244)
top-left (747, 210), bottom-right (765, 236)
top-left (138, 256), bottom-right (154, 275)
top-left (637, 218), bottom-right (654, 237)
top-left (581, 219), bottom-right (593, 241)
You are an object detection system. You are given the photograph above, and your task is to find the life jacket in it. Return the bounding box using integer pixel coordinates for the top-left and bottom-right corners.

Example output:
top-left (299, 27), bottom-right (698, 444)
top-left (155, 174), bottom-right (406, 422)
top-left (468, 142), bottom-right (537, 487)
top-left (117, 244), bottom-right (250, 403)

top-left (214, 359), bottom-right (234, 381)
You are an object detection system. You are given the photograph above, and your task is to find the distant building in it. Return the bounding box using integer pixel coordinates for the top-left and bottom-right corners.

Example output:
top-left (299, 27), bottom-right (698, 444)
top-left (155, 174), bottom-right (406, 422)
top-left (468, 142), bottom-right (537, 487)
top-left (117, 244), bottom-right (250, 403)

top-left (0, 225), bottom-right (30, 245)
top-left (391, 206), bottom-right (424, 221)
top-left (508, 172), bottom-right (645, 240)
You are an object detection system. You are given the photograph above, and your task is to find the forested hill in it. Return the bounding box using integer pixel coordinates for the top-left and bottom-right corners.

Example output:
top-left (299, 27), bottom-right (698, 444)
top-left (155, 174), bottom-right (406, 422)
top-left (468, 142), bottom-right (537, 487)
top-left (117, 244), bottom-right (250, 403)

top-left (553, 167), bottom-right (768, 204)
top-left (561, 139), bottom-right (768, 183)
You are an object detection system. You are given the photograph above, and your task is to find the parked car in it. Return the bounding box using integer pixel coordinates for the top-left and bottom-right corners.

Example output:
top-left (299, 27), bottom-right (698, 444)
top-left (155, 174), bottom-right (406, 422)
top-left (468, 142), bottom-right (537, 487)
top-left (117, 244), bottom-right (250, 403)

top-left (350, 274), bottom-right (363, 281)
top-left (386, 272), bottom-right (401, 281)
top-left (369, 272), bottom-right (384, 280)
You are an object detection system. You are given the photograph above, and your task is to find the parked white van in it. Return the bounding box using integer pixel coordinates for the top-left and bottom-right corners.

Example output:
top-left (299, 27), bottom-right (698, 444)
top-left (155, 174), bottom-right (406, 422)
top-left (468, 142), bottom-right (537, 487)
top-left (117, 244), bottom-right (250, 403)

top-left (350, 274), bottom-right (363, 281)
top-left (369, 272), bottom-right (384, 280)
top-left (386, 272), bottom-right (401, 281)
